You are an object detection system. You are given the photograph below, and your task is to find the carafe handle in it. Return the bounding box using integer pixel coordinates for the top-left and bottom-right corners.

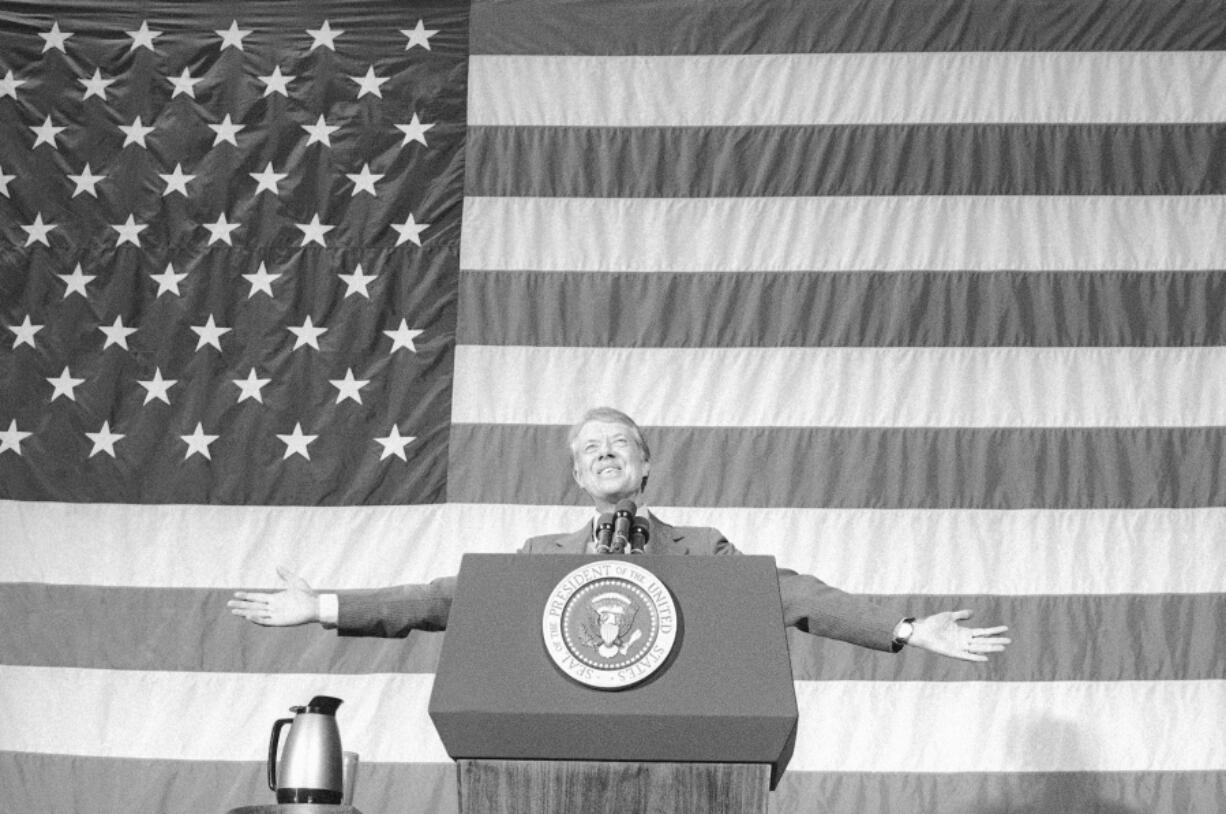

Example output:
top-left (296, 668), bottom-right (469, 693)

top-left (267, 717), bottom-right (292, 791)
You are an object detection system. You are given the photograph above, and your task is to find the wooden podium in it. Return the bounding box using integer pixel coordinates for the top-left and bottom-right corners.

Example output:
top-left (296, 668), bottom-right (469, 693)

top-left (428, 555), bottom-right (798, 814)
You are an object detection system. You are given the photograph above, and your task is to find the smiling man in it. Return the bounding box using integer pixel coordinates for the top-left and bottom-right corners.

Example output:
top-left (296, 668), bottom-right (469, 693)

top-left (230, 406), bottom-right (1010, 662)
top-left (570, 414), bottom-right (651, 513)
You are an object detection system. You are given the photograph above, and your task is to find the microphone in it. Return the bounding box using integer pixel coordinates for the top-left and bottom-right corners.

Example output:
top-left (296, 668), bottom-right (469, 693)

top-left (611, 499), bottom-right (636, 554)
top-left (629, 516), bottom-right (649, 554)
top-left (594, 513), bottom-right (614, 553)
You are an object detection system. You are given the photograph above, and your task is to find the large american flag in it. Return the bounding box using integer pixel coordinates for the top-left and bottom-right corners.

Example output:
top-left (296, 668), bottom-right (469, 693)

top-left (3, 1), bottom-right (1225, 812)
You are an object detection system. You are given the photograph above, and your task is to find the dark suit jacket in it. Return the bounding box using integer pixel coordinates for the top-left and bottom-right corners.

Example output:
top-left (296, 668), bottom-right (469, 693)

top-left (338, 515), bottom-right (899, 652)
top-left (518, 514), bottom-right (732, 556)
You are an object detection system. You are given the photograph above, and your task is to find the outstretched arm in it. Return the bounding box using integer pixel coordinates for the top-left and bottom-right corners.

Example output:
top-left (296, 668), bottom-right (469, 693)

top-left (905, 609), bottom-right (1011, 663)
top-left (228, 566), bottom-right (321, 626)
top-left (778, 571), bottom-right (1011, 662)
top-left (228, 566), bottom-right (455, 637)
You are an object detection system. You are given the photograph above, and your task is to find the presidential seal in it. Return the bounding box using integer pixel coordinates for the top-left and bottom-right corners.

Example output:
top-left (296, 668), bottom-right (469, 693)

top-left (542, 560), bottom-right (678, 690)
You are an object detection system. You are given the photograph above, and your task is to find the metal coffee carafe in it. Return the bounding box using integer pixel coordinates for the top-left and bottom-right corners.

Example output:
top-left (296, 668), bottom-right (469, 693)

top-left (268, 695), bottom-right (344, 804)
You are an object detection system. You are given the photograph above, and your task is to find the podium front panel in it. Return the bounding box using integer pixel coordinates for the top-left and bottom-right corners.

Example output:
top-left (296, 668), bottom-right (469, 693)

top-left (429, 554), bottom-right (798, 781)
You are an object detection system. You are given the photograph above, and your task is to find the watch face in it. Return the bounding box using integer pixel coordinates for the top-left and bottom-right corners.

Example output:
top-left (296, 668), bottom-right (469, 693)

top-left (896, 621), bottom-right (914, 642)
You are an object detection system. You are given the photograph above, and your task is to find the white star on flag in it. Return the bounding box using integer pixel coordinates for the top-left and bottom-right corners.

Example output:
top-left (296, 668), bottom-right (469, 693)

top-left (242, 262), bottom-right (280, 297)
top-left (126, 21), bottom-right (162, 51)
top-left (0, 420), bottom-right (32, 456)
top-left (277, 423), bottom-right (318, 460)
top-left (401, 19), bottom-right (438, 50)
top-left (216, 20), bottom-right (251, 50)
top-left (30, 116), bottom-right (66, 148)
top-left (3, 9), bottom-right (463, 500)
top-left (288, 316), bottom-right (328, 350)
top-left (392, 214), bottom-right (429, 246)
top-left (58, 264), bottom-right (95, 298)
top-left (47, 367), bottom-right (85, 402)
top-left (350, 66), bottom-right (390, 98)
top-left (338, 263), bottom-right (377, 298)
top-left (120, 116), bottom-right (155, 148)
top-left (137, 368), bottom-right (177, 405)
top-left (191, 315), bottom-right (231, 351)
top-left (99, 316), bottom-right (138, 350)
top-left (396, 114), bottom-right (434, 147)
top-left (80, 69), bottom-right (115, 101)
top-left (302, 115), bottom-right (338, 147)
top-left (150, 263), bottom-right (187, 296)
top-left (384, 319), bottom-right (423, 352)
top-left (203, 214), bottom-right (240, 245)
top-left (233, 369), bottom-right (271, 403)
top-left (1, 70), bottom-right (26, 98)
top-left (329, 369), bottom-right (370, 404)
top-left (295, 214), bottom-right (334, 246)
top-left (346, 163), bottom-right (383, 196)
top-left (21, 213), bottom-right (56, 247)
top-left (375, 426), bottom-right (416, 461)
top-left (158, 163), bottom-right (195, 197)
top-left (307, 21), bottom-right (343, 51)
top-left (250, 162), bottom-right (287, 195)
top-left (111, 215), bottom-right (147, 247)
top-left (10, 315), bottom-right (43, 348)
top-left (68, 163), bottom-right (105, 197)
top-left (209, 114), bottom-right (244, 147)
top-left (86, 421), bottom-right (124, 459)
top-left (259, 66), bottom-right (295, 97)
top-left (181, 423), bottom-right (220, 460)
top-left (39, 22), bottom-right (73, 53)
top-left (169, 68), bottom-right (202, 98)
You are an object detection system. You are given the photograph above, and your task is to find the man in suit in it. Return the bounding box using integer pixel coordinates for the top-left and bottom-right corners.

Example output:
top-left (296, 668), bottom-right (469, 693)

top-left (230, 407), bottom-right (1009, 662)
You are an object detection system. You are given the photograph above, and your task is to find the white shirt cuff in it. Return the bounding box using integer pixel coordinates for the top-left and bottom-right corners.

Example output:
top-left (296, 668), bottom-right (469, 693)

top-left (318, 593), bottom-right (339, 628)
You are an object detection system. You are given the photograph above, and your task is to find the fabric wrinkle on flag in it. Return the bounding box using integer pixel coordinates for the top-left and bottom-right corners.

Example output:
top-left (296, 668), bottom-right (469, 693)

top-left (2, 0), bottom-right (1226, 813)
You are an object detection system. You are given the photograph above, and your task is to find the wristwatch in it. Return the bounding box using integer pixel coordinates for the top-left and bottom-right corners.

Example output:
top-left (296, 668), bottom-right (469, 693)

top-left (891, 616), bottom-right (916, 652)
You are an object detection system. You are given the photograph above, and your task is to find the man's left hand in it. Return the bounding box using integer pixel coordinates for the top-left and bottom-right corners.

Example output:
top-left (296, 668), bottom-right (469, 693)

top-left (908, 609), bottom-right (1011, 662)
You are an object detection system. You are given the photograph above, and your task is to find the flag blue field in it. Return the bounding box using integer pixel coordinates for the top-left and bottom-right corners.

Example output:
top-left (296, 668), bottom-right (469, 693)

top-left (3, 1), bottom-right (1225, 812)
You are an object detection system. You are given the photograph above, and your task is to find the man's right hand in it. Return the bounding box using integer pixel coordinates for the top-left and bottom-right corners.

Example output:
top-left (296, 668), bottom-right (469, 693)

top-left (228, 566), bottom-right (320, 626)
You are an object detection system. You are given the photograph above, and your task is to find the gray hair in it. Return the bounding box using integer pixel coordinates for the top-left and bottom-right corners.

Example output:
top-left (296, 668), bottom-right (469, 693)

top-left (567, 407), bottom-right (651, 462)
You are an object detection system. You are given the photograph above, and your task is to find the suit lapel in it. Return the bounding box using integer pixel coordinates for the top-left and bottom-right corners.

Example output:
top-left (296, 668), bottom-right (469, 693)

top-left (545, 523), bottom-right (591, 554)
top-left (646, 514), bottom-right (689, 555)
top-left (542, 514), bottom-right (689, 555)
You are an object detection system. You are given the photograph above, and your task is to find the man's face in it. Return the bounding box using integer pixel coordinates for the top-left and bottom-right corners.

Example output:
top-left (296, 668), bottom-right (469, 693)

top-left (571, 419), bottom-right (650, 509)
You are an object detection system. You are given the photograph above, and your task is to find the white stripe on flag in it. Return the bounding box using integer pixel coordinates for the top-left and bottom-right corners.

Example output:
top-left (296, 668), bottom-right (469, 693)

top-left (0, 666), bottom-right (449, 763)
top-left (460, 196), bottom-right (1226, 272)
top-left (661, 506), bottom-right (1226, 596)
top-left (790, 679), bottom-right (1226, 772)
top-left (469, 52), bottom-right (1226, 126)
top-left (452, 346), bottom-right (1226, 428)
top-left (6, 500), bottom-right (1224, 595)
top-left (0, 501), bottom-right (475, 589)
top-left (4, 667), bottom-right (1223, 772)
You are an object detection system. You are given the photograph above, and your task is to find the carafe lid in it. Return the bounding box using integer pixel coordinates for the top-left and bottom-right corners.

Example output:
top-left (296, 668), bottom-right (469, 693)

top-left (298, 695), bottom-right (343, 715)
